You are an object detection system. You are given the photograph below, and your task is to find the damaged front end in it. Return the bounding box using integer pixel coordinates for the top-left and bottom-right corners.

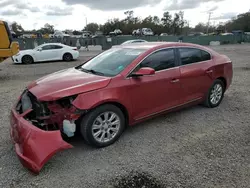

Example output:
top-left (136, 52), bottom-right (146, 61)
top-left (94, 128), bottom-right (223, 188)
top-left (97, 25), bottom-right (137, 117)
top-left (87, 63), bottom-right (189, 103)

top-left (10, 90), bottom-right (85, 174)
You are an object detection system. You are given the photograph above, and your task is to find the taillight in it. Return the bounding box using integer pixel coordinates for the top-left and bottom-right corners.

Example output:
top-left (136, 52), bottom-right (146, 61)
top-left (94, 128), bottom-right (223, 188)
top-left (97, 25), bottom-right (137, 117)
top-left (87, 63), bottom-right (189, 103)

top-left (73, 48), bottom-right (77, 51)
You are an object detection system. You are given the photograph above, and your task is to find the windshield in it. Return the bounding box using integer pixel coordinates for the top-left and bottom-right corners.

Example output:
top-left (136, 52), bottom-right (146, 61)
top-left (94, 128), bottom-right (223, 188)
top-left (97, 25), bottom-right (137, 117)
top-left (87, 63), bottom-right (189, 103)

top-left (122, 41), bottom-right (132, 44)
top-left (78, 48), bottom-right (146, 77)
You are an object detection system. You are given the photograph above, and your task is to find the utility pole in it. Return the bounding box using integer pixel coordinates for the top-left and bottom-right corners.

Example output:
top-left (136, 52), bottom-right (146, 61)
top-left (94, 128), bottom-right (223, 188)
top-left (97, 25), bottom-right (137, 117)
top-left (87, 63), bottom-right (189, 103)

top-left (206, 12), bottom-right (212, 35)
top-left (83, 13), bottom-right (88, 30)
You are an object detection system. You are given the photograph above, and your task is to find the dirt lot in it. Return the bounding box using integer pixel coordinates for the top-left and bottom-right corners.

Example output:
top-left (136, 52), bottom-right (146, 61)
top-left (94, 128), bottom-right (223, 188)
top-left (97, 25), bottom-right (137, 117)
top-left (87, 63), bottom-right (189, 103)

top-left (0, 44), bottom-right (249, 188)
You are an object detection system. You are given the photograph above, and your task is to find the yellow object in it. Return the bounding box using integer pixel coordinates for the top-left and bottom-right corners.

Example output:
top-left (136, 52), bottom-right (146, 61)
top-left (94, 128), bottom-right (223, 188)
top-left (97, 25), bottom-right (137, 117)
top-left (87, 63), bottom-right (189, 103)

top-left (0, 20), bottom-right (19, 63)
top-left (43, 34), bottom-right (50, 38)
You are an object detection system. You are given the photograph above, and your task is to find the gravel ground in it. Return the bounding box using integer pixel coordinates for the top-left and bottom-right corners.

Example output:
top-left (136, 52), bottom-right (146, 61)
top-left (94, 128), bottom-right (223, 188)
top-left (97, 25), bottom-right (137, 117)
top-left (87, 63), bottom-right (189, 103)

top-left (0, 44), bottom-right (249, 188)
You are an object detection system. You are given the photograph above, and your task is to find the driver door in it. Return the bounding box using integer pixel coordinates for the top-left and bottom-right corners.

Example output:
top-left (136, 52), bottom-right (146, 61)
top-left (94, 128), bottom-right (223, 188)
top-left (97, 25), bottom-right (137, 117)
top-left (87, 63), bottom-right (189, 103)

top-left (35, 45), bottom-right (55, 62)
top-left (127, 48), bottom-right (182, 120)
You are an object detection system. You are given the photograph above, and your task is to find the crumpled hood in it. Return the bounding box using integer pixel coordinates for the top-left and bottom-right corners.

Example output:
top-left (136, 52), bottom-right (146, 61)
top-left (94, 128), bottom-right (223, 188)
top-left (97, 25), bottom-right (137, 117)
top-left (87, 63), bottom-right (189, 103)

top-left (28, 68), bottom-right (111, 101)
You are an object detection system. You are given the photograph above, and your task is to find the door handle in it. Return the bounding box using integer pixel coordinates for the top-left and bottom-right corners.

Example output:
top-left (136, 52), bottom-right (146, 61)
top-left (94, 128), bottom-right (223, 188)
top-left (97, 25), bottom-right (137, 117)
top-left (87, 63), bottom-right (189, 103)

top-left (171, 79), bottom-right (180, 83)
top-left (206, 70), bottom-right (213, 74)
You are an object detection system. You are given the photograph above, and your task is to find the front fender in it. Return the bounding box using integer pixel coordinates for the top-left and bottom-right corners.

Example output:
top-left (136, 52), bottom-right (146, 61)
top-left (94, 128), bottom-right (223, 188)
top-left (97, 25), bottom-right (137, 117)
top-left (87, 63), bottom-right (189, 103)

top-left (72, 89), bottom-right (133, 123)
top-left (20, 53), bottom-right (35, 62)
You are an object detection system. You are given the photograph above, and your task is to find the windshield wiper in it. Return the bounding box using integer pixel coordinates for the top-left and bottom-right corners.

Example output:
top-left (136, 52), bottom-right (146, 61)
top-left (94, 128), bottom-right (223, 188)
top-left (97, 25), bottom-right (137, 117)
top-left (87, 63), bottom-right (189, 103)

top-left (79, 68), bottom-right (104, 76)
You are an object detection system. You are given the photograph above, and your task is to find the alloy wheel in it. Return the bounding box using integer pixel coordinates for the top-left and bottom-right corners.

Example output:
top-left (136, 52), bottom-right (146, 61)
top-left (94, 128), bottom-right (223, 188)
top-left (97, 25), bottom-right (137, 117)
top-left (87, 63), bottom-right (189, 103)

top-left (210, 83), bottom-right (223, 105)
top-left (91, 111), bottom-right (121, 143)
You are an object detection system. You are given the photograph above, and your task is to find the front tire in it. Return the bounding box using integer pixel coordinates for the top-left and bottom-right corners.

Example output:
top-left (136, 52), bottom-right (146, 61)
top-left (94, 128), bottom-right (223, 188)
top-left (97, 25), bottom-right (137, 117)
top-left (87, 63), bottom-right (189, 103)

top-left (22, 55), bottom-right (34, 64)
top-left (80, 104), bottom-right (125, 148)
top-left (63, 53), bottom-right (73, 62)
top-left (204, 79), bottom-right (225, 108)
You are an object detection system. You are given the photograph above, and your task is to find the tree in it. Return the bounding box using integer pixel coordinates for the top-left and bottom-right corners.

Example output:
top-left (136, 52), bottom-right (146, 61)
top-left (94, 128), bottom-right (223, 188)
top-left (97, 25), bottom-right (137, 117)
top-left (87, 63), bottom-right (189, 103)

top-left (153, 16), bottom-right (160, 25)
top-left (194, 23), bottom-right (207, 32)
top-left (102, 19), bottom-right (122, 34)
top-left (223, 12), bottom-right (250, 32)
top-left (11, 22), bottom-right (24, 34)
top-left (178, 11), bottom-right (185, 34)
top-left (161, 12), bottom-right (172, 34)
top-left (172, 12), bottom-right (180, 35)
top-left (124, 10), bottom-right (134, 23)
top-left (73, 30), bottom-right (82, 35)
top-left (38, 23), bottom-right (54, 34)
top-left (84, 23), bottom-right (99, 33)
top-left (44, 23), bottom-right (54, 33)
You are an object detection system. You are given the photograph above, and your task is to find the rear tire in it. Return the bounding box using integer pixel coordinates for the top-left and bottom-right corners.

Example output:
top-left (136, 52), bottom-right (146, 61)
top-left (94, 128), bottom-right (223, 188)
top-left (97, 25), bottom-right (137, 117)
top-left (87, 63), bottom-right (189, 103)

top-left (80, 104), bottom-right (125, 148)
top-left (203, 79), bottom-right (225, 108)
top-left (63, 53), bottom-right (73, 62)
top-left (22, 55), bottom-right (34, 64)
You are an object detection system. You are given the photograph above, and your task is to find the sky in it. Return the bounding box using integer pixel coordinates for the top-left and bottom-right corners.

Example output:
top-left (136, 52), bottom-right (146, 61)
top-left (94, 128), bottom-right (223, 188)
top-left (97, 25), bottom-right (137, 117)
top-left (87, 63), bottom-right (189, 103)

top-left (0, 0), bottom-right (249, 31)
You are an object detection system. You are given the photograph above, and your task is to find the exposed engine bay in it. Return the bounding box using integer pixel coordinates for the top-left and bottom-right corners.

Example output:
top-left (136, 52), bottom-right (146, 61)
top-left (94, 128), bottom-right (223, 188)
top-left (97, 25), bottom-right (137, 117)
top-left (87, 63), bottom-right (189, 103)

top-left (16, 90), bottom-right (85, 136)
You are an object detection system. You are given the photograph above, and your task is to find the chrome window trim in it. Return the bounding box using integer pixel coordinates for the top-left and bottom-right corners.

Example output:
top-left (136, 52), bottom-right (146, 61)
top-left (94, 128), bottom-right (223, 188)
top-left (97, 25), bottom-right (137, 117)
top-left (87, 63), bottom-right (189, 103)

top-left (126, 46), bottom-right (213, 78)
top-left (177, 46), bottom-right (212, 66)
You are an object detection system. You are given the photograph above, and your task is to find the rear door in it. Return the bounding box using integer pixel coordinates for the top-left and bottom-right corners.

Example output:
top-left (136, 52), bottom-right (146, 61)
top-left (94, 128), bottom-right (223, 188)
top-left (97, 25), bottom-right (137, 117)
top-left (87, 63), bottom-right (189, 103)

top-left (51, 45), bottom-right (64, 60)
top-left (177, 47), bottom-right (215, 103)
top-left (128, 48), bottom-right (182, 120)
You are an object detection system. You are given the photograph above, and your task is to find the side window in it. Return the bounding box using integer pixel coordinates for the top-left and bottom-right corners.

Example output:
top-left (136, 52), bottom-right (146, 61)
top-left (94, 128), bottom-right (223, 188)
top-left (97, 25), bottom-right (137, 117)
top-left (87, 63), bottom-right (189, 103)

top-left (201, 50), bottom-right (211, 61)
top-left (42, 45), bottom-right (52, 50)
top-left (139, 49), bottom-right (175, 71)
top-left (179, 48), bottom-right (202, 65)
top-left (54, 45), bottom-right (63, 49)
top-left (134, 40), bottom-right (143, 43)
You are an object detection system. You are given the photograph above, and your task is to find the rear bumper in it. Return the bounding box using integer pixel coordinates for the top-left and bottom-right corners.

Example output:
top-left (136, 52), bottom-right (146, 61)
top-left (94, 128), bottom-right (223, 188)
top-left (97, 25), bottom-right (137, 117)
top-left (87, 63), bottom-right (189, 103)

top-left (10, 109), bottom-right (73, 174)
top-left (72, 51), bottom-right (80, 59)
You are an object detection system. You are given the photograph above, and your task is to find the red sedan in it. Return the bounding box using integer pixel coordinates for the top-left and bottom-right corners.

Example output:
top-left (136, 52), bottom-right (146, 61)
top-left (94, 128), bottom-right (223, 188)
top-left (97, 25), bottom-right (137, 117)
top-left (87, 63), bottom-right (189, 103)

top-left (10, 42), bottom-right (233, 173)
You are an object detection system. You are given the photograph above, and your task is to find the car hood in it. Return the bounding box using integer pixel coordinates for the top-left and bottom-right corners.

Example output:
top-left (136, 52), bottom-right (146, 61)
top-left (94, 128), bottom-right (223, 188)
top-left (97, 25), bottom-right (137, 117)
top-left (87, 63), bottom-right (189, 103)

top-left (15, 49), bottom-right (34, 56)
top-left (27, 68), bottom-right (111, 101)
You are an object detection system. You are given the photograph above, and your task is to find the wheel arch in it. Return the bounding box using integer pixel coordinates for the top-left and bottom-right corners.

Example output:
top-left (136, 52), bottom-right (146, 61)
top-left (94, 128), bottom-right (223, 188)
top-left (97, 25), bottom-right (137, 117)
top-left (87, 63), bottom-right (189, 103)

top-left (216, 77), bottom-right (227, 89)
top-left (63, 52), bottom-right (72, 56)
top-left (21, 54), bottom-right (34, 63)
top-left (90, 101), bottom-right (130, 126)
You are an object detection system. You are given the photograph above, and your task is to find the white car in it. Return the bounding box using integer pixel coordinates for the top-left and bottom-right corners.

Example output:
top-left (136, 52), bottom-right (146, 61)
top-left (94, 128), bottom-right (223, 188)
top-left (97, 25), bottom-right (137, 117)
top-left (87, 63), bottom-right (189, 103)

top-left (53, 30), bottom-right (70, 38)
top-left (221, 32), bottom-right (233, 36)
top-left (142, 28), bottom-right (154, 36)
top-left (160, 33), bottom-right (168, 36)
top-left (114, 29), bottom-right (122, 35)
top-left (121, 39), bottom-right (148, 45)
top-left (12, 43), bottom-right (79, 64)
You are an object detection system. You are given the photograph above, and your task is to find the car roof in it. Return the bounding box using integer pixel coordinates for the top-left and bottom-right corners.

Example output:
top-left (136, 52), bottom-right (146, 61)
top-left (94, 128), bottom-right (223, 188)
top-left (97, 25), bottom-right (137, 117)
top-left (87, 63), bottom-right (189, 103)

top-left (124, 39), bottom-right (146, 42)
top-left (114, 42), bottom-right (214, 52)
top-left (44, 43), bottom-right (64, 45)
top-left (39, 43), bottom-right (65, 47)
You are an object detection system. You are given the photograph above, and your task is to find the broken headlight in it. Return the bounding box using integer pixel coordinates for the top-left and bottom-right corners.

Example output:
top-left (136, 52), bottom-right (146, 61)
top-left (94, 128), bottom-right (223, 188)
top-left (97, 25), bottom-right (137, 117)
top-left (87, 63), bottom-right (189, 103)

top-left (56, 95), bottom-right (78, 108)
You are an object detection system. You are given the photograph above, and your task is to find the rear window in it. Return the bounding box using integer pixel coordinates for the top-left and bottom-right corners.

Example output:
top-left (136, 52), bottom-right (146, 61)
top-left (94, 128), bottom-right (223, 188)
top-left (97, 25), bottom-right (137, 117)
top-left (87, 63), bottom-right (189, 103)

top-left (179, 48), bottom-right (211, 65)
top-left (201, 50), bottom-right (211, 61)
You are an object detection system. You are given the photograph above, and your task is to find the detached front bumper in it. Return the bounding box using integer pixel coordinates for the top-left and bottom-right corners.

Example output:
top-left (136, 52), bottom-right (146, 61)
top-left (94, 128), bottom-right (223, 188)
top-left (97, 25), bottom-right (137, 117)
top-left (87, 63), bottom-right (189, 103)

top-left (10, 109), bottom-right (73, 174)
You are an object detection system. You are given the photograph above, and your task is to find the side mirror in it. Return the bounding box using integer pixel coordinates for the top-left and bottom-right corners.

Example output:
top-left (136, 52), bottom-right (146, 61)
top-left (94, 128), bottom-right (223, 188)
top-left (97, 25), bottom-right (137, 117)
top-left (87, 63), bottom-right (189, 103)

top-left (37, 48), bottom-right (42, 51)
top-left (131, 67), bottom-right (155, 77)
